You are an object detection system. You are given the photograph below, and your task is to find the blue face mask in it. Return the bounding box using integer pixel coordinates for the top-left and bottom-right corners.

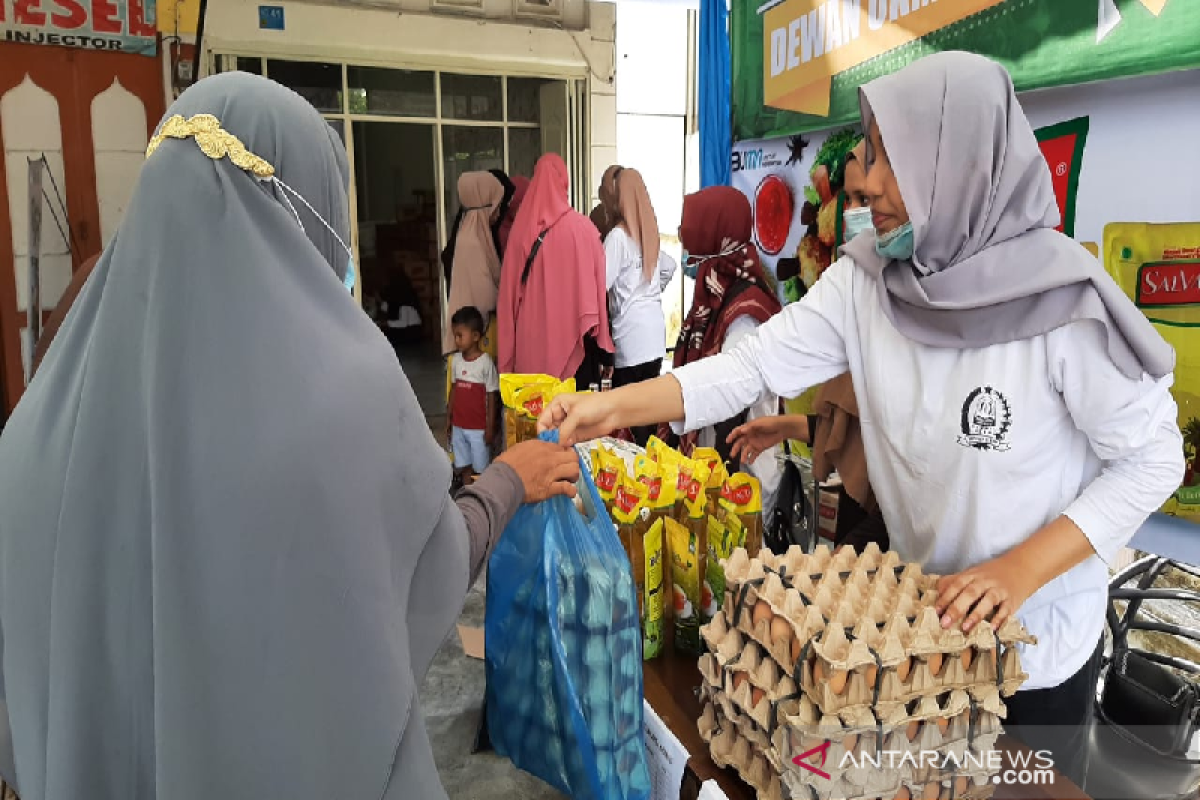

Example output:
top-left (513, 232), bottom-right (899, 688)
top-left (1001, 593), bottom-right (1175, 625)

top-left (842, 206), bottom-right (873, 242)
top-left (681, 251), bottom-right (699, 279)
top-left (344, 256), bottom-right (357, 293)
top-left (875, 221), bottom-right (914, 261)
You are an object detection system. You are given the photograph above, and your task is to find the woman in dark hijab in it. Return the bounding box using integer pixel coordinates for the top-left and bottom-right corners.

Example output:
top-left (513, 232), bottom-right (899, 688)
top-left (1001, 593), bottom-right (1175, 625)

top-left (0, 73), bottom-right (579, 800)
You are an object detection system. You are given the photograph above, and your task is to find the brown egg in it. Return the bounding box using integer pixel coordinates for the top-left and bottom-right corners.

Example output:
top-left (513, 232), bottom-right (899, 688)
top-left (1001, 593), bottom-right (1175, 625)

top-left (865, 664), bottom-right (879, 688)
top-left (842, 733), bottom-right (858, 753)
top-left (732, 672), bottom-right (748, 693)
top-left (935, 716), bottom-right (950, 735)
top-left (894, 787), bottom-right (911, 800)
top-left (770, 617), bottom-right (793, 651)
top-left (927, 653), bottom-right (944, 677)
top-left (828, 668), bottom-right (849, 696)
top-left (790, 636), bottom-right (802, 667)
top-left (961, 647), bottom-right (976, 671)
top-left (922, 781), bottom-right (940, 800)
top-left (906, 720), bottom-right (921, 742)
top-left (751, 687), bottom-right (765, 707)
top-left (956, 777), bottom-right (970, 796)
top-left (752, 600), bottom-right (774, 629)
top-left (896, 657), bottom-right (913, 683)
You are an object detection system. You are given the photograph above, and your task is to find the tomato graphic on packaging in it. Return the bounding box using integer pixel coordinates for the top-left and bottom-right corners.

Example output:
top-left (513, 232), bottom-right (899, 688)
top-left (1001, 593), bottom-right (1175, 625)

top-left (754, 174), bottom-right (793, 256)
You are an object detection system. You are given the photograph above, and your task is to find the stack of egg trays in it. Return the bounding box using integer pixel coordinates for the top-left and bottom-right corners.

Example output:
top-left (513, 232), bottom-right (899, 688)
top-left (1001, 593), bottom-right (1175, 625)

top-left (774, 685), bottom-right (1005, 800)
top-left (494, 555), bottom-right (646, 800)
top-left (720, 544), bottom-right (1036, 717)
top-left (698, 695), bottom-right (786, 800)
top-left (696, 620), bottom-right (1003, 800)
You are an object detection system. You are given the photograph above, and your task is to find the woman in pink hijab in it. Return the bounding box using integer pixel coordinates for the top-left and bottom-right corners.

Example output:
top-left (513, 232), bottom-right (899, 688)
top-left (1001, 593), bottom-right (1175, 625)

top-left (497, 154), bottom-right (613, 384)
top-left (498, 175), bottom-right (529, 257)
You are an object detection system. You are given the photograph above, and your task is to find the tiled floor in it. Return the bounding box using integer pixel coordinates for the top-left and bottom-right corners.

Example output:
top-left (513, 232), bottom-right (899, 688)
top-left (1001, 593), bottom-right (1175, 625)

top-left (400, 340), bottom-right (566, 799)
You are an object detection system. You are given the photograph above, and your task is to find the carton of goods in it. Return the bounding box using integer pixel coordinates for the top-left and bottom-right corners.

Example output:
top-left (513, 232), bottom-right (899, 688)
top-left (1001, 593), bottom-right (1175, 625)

top-left (611, 473), bottom-right (666, 660)
top-left (666, 516), bottom-right (705, 655)
top-left (1103, 222), bottom-right (1200, 521)
top-left (720, 473), bottom-right (764, 557)
top-left (719, 544), bottom-right (1035, 716)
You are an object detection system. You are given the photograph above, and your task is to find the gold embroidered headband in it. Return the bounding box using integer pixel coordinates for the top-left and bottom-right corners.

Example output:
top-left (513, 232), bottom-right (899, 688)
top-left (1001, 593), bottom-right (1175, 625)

top-left (145, 114), bottom-right (275, 179)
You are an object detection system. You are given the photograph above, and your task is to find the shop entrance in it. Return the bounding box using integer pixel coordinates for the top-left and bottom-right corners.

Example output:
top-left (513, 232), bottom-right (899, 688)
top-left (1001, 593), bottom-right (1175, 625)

top-left (213, 56), bottom-right (584, 422)
top-left (352, 120), bottom-right (443, 413)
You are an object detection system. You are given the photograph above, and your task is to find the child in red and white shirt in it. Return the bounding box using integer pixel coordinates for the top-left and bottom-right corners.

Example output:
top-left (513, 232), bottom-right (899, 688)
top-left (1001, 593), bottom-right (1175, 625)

top-left (447, 306), bottom-right (499, 485)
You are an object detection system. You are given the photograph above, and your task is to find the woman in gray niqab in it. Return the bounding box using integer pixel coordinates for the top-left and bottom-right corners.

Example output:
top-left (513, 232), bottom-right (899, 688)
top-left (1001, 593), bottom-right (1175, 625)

top-left (0, 72), bottom-right (577, 800)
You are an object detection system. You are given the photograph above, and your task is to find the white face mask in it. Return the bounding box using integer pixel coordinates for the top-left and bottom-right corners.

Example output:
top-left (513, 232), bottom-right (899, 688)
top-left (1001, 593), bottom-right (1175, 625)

top-left (842, 206), bottom-right (873, 242)
top-left (271, 176), bottom-right (355, 291)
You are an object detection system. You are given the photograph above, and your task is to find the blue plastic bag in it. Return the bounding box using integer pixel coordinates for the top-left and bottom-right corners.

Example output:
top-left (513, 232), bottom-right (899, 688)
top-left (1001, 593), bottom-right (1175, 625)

top-left (485, 432), bottom-right (651, 800)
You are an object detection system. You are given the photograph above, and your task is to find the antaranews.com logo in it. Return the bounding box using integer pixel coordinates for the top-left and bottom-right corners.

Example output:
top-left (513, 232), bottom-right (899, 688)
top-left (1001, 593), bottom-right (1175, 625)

top-left (792, 740), bottom-right (1054, 787)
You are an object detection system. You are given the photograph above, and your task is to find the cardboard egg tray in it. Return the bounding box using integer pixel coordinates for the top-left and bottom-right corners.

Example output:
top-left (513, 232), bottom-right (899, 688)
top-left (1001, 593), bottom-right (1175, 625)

top-left (718, 544), bottom-right (1035, 714)
top-left (699, 700), bottom-right (785, 800)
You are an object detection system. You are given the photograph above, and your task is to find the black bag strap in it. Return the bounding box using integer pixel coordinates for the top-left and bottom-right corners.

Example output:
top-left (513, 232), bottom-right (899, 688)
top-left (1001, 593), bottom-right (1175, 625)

top-left (521, 226), bottom-right (553, 287)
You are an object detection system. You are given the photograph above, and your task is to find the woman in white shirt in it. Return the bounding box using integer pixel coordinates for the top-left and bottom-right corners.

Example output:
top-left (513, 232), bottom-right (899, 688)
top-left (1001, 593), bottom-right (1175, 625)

top-left (598, 166), bottom-right (677, 443)
top-left (542, 52), bottom-right (1183, 787)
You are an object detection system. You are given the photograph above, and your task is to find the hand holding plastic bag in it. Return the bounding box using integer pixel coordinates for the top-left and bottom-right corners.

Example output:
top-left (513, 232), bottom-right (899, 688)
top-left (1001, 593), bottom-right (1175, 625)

top-left (485, 432), bottom-right (651, 800)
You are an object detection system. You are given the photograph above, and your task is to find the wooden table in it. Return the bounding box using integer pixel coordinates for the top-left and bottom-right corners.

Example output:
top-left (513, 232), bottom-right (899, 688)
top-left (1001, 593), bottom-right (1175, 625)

top-left (643, 645), bottom-right (1091, 800)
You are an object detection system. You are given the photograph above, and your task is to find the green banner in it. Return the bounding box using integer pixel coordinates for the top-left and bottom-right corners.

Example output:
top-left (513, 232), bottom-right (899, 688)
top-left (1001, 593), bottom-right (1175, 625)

top-left (733, 0), bottom-right (1200, 141)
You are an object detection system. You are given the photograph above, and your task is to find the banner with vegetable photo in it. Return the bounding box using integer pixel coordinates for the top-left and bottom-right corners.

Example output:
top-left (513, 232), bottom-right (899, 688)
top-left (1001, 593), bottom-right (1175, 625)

top-left (1104, 222), bottom-right (1200, 522)
top-left (731, 127), bottom-right (865, 304)
top-left (1035, 117), bottom-right (1089, 239)
top-left (733, 0), bottom-right (1200, 141)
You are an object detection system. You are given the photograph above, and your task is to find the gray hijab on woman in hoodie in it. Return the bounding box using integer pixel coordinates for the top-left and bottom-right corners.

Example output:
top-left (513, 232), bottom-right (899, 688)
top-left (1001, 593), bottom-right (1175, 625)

top-left (841, 51), bottom-right (1174, 381)
top-left (0, 72), bottom-right (467, 799)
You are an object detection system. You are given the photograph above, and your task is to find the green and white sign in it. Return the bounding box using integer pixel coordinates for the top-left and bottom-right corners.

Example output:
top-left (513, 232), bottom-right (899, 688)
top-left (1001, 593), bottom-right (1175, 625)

top-left (733, 0), bottom-right (1200, 141)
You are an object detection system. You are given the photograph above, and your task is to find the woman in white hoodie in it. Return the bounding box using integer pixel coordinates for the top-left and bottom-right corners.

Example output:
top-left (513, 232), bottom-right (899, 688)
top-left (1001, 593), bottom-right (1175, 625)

top-left (542, 52), bottom-right (1183, 787)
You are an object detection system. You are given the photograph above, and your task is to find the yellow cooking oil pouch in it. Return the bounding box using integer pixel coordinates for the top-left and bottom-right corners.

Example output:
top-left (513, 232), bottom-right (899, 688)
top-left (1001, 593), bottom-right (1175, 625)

top-left (1104, 222), bottom-right (1200, 519)
top-left (592, 446), bottom-right (625, 509)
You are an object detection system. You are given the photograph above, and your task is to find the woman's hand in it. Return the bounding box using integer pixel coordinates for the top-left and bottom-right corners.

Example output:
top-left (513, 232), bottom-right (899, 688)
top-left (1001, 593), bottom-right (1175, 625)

top-left (934, 554), bottom-right (1037, 633)
top-left (539, 375), bottom-right (686, 447)
top-left (538, 392), bottom-right (621, 446)
top-left (496, 440), bottom-right (581, 503)
top-left (728, 415), bottom-right (807, 464)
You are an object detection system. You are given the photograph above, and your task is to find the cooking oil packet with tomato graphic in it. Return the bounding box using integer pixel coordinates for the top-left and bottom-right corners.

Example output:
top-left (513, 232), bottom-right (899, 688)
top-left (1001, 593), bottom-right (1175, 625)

top-left (1104, 222), bottom-right (1200, 520)
top-left (719, 473), bottom-right (763, 557)
top-left (612, 473), bottom-right (665, 660)
top-left (666, 516), bottom-right (704, 655)
top-left (691, 447), bottom-right (729, 517)
top-left (644, 435), bottom-right (676, 465)
top-left (591, 446), bottom-right (625, 512)
top-left (704, 515), bottom-right (737, 623)
top-left (500, 374), bottom-right (555, 448)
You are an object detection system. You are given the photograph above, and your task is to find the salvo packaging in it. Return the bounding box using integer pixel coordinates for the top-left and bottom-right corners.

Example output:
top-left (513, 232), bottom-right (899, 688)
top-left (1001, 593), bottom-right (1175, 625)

top-left (695, 543), bottom-right (1035, 800)
top-left (1104, 222), bottom-right (1200, 521)
top-left (612, 472), bottom-right (666, 660)
top-left (499, 375), bottom-right (576, 448)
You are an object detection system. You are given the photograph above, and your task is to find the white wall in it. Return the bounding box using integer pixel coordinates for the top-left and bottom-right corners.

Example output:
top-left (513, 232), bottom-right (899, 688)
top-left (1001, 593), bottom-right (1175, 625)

top-left (612, 0), bottom-right (694, 347)
top-left (1016, 69), bottom-right (1200, 246)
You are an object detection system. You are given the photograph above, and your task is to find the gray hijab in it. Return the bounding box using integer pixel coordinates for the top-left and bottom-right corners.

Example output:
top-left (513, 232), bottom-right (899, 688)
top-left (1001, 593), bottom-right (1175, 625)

top-left (0, 72), bottom-right (460, 799)
top-left (842, 51), bottom-right (1174, 380)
